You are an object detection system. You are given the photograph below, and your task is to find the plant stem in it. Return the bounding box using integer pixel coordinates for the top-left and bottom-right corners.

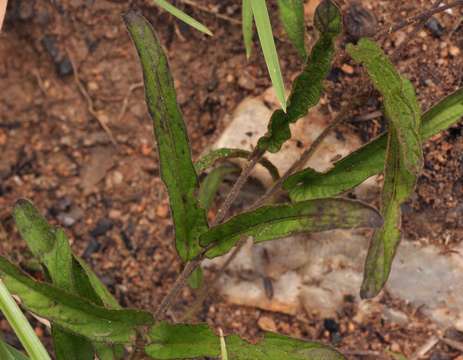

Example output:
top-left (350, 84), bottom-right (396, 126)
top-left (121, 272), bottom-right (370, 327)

top-left (0, 280), bottom-right (51, 360)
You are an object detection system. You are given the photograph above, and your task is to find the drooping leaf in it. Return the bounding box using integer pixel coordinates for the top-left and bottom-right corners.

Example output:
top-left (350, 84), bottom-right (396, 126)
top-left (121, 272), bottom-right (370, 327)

top-left (152, 0), bottom-right (212, 36)
top-left (195, 148), bottom-right (280, 181)
top-left (201, 199), bottom-right (382, 259)
top-left (277, 0), bottom-right (306, 59)
top-left (13, 200), bottom-right (95, 359)
top-left (0, 257), bottom-right (153, 343)
top-left (13, 200), bottom-right (123, 358)
top-left (198, 165), bottom-right (239, 211)
top-left (145, 322), bottom-right (345, 359)
top-left (251, 0), bottom-right (287, 111)
top-left (284, 87), bottom-right (463, 200)
top-left (257, 0), bottom-right (342, 153)
top-left (0, 337), bottom-right (29, 360)
top-left (242, 0), bottom-right (254, 59)
top-left (124, 11), bottom-right (209, 261)
top-left (347, 39), bottom-right (423, 298)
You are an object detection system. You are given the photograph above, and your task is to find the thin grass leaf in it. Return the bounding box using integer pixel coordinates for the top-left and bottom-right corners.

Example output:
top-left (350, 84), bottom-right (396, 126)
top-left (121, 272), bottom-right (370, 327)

top-left (0, 336), bottom-right (29, 360)
top-left (0, 280), bottom-right (51, 360)
top-left (219, 329), bottom-right (228, 360)
top-left (277, 0), bottom-right (306, 59)
top-left (257, 0), bottom-right (342, 153)
top-left (0, 257), bottom-right (153, 343)
top-left (242, 0), bottom-right (254, 59)
top-left (251, 0), bottom-right (287, 111)
top-left (152, 0), bottom-right (212, 36)
top-left (145, 322), bottom-right (345, 359)
top-left (195, 148), bottom-right (279, 181)
top-left (124, 11), bottom-right (209, 261)
top-left (201, 199), bottom-right (382, 259)
top-left (284, 87), bottom-right (463, 200)
top-left (347, 39), bottom-right (423, 299)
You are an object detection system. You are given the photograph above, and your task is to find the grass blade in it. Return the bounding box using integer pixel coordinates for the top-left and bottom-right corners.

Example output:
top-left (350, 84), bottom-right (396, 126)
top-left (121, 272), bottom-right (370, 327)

top-left (277, 0), bottom-right (306, 59)
top-left (242, 0), bottom-right (254, 59)
top-left (153, 0), bottom-right (212, 36)
top-left (124, 11), bottom-right (209, 261)
top-left (0, 280), bottom-right (51, 360)
top-left (251, 0), bottom-right (287, 111)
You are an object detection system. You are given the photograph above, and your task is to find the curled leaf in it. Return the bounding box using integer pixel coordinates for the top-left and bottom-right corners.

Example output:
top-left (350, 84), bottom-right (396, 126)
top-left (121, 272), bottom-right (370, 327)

top-left (201, 199), bottom-right (382, 259)
top-left (257, 0), bottom-right (342, 153)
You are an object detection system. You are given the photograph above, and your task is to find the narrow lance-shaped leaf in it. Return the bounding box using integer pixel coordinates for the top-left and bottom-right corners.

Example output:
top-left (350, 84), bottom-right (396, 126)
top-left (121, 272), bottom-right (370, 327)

top-left (251, 0), bottom-right (287, 111)
top-left (0, 336), bottom-right (29, 360)
top-left (124, 11), bottom-right (209, 261)
top-left (284, 87), bottom-right (463, 200)
top-left (242, 0), bottom-right (254, 59)
top-left (195, 148), bottom-right (280, 181)
top-left (13, 200), bottom-right (95, 360)
top-left (152, 0), bottom-right (212, 36)
top-left (145, 322), bottom-right (346, 359)
top-left (277, 0), bottom-right (307, 59)
top-left (0, 257), bottom-right (153, 344)
top-left (14, 200), bottom-right (124, 359)
top-left (347, 39), bottom-right (423, 299)
top-left (201, 199), bottom-right (382, 259)
top-left (257, 0), bottom-right (342, 153)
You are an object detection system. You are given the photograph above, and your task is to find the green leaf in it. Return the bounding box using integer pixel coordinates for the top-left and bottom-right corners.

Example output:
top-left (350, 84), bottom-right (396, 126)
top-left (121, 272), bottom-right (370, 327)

top-left (0, 281), bottom-right (50, 360)
top-left (124, 11), bottom-right (209, 261)
top-left (257, 0), bottom-right (342, 153)
top-left (347, 39), bottom-right (423, 298)
top-left (0, 257), bottom-right (153, 344)
top-left (186, 267), bottom-right (203, 290)
top-left (145, 322), bottom-right (345, 359)
top-left (201, 199), bottom-right (382, 259)
top-left (152, 0), bottom-right (212, 36)
top-left (198, 165), bottom-right (239, 211)
top-left (242, 0), bottom-right (254, 59)
top-left (277, 0), bottom-right (306, 59)
top-left (0, 337), bottom-right (29, 360)
top-left (195, 148), bottom-right (280, 181)
top-left (284, 87), bottom-right (463, 200)
top-left (52, 327), bottom-right (94, 360)
top-left (251, 0), bottom-right (287, 112)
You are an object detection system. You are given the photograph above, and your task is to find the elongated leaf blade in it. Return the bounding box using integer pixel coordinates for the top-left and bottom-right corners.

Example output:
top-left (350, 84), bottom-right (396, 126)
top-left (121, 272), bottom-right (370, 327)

top-left (145, 322), bottom-right (345, 359)
top-left (124, 11), bottom-right (209, 261)
top-left (201, 199), bottom-right (382, 259)
top-left (277, 0), bottom-right (306, 59)
top-left (347, 39), bottom-right (423, 298)
top-left (284, 87), bottom-right (463, 200)
top-left (0, 257), bottom-right (153, 343)
top-left (242, 0), bottom-right (254, 59)
top-left (257, 0), bottom-right (342, 153)
top-left (251, 0), bottom-right (287, 111)
top-left (195, 148), bottom-right (280, 180)
top-left (153, 0), bottom-right (212, 36)
top-left (0, 337), bottom-right (29, 360)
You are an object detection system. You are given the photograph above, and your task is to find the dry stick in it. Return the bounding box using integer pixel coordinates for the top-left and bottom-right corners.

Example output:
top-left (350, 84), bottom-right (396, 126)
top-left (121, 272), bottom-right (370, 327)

top-left (440, 336), bottom-right (463, 353)
top-left (376, 0), bottom-right (463, 38)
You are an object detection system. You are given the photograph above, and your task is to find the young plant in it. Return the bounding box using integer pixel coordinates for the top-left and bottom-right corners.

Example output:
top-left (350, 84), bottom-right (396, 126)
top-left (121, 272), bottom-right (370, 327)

top-left (0, 0), bottom-right (463, 359)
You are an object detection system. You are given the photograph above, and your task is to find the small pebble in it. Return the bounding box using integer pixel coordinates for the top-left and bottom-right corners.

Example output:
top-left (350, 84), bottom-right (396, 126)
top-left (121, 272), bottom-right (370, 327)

top-left (156, 204), bottom-right (170, 219)
top-left (449, 46), bottom-right (461, 57)
top-left (238, 73), bottom-right (256, 91)
top-left (257, 316), bottom-right (277, 332)
top-left (341, 64), bottom-right (354, 75)
top-left (90, 218), bottom-right (113, 237)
